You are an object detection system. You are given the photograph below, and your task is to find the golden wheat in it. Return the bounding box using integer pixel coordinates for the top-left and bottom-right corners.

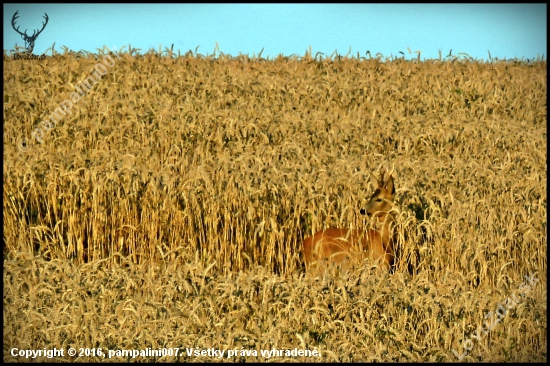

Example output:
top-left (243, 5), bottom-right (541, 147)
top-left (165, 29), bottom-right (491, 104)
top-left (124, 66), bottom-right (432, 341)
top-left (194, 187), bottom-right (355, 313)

top-left (3, 48), bottom-right (546, 361)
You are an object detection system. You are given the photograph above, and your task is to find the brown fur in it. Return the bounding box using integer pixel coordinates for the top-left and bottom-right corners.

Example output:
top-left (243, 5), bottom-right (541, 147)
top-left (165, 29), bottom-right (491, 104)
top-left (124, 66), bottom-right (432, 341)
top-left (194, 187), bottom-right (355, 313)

top-left (303, 170), bottom-right (396, 275)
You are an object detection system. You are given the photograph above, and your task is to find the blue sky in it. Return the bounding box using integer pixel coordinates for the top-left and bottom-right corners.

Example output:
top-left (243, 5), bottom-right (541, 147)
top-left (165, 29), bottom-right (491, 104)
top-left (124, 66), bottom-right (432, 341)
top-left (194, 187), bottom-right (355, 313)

top-left (3, 4), bottom-right (546, 60)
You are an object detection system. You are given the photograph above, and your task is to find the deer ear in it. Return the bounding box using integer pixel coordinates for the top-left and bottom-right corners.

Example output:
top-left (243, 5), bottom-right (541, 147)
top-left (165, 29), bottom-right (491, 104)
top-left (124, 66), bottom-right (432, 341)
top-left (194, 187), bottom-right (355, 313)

top-left (385, 175), bottom-right (395, 195)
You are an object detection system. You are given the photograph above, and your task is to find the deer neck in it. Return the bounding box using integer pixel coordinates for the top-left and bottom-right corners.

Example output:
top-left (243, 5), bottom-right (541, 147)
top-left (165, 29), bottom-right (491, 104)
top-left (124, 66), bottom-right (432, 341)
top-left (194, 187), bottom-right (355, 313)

top-left (376, 212), bottom-right (395, 248)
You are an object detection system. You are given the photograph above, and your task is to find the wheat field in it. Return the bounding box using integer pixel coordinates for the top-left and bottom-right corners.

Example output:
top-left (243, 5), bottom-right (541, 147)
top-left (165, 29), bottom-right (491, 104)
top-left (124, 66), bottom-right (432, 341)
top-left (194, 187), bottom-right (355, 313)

top-left (3, 47), bottom-right (546, 362)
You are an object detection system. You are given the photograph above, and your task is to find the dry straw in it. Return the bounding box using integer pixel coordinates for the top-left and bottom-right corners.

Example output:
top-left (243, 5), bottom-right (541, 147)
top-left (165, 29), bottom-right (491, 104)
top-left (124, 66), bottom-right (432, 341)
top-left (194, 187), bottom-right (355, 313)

top-left (3, 48), bottom-right (546, 361)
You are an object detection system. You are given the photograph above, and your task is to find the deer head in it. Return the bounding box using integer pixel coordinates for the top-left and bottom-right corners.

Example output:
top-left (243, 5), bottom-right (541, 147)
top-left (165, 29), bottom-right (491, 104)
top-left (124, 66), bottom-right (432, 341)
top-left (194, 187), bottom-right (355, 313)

top-left (12, 10), bottom-right (49, 54)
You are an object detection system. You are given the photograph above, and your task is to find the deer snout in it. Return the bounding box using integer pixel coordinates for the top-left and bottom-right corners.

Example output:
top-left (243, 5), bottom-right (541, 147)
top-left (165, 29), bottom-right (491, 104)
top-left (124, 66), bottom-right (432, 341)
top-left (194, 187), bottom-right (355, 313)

top-left (359, 208), bottom-right (369, 216)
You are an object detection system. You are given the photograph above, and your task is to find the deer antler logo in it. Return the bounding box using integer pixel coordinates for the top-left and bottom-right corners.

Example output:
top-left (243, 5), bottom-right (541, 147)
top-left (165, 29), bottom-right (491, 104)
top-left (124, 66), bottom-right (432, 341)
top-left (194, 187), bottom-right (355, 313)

top-left (11, 10), bottom-right (49, 54)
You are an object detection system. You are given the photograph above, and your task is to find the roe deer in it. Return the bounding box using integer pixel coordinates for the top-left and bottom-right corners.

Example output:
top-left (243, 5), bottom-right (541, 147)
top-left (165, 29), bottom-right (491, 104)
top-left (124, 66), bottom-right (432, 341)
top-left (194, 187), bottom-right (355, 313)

top-left (302, 170), bottom-right (396, 275)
